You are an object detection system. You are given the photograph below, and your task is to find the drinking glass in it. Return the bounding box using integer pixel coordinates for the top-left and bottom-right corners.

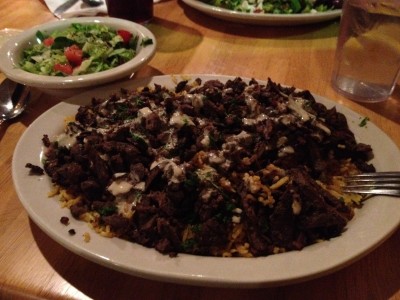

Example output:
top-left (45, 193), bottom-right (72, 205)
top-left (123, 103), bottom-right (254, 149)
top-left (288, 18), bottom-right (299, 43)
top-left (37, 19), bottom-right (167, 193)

top-left (331, 0), bottom-right (400, 102)
top-left (106, 0), bottom-right (153, 24)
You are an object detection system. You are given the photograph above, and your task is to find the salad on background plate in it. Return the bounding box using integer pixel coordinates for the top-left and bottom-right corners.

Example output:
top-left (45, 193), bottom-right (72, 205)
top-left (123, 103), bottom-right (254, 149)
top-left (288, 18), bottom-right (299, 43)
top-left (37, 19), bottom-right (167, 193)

top-left (182, 0), bottom-right (343, 25)
top-left (199, 0), bottom-right (343, 14)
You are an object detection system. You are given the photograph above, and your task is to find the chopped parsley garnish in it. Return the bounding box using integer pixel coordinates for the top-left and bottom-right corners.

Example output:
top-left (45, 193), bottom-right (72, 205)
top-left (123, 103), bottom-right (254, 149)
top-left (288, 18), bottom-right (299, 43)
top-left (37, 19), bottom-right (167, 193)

top-left (113, 103), bottom-right (134, 121)
top-left (97, 205), bottom-right (118, 216)
top-left (209, 131), bottom-right (224, 149)
top-left (130, 133), bottom-right (148, 151)
top-left (184, 172), bottom-right (200, 190)
top-left (359, 117), bottom-right (370, 127)
top-left (181, 238), bottom-right (197, 251)
top-left (134, 96), bottom-right (144, 106)
top-left (141, 37), bottom-right (154, 46)
top-left (190, 224), bottom-right (202, 233)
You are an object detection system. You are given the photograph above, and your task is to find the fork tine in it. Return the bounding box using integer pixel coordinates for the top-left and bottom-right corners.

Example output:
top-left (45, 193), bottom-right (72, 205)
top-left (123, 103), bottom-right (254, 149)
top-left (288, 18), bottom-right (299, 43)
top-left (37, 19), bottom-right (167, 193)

top-left (346, 172), bottom-right (400, 178)
top-left (345, 177), bottom-right (400, 183)
top-left (343, 172), bottom-right (400, 196)
top-left (344, 183), bottom-right (400, 188)
top-left (342, 188), bottom-right (400, 196)
top-left (345, 172), bottom-right (400, 183)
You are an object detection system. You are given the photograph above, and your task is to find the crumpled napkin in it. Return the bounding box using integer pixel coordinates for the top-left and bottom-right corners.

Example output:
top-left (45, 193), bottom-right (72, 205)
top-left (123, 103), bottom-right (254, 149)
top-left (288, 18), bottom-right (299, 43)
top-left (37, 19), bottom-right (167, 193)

top-left (44, 0), bottom-right (108, 19)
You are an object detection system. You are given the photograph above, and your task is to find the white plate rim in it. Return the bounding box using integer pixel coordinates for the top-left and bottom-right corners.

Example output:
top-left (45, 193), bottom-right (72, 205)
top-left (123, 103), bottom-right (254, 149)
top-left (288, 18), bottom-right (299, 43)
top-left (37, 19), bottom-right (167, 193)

top-left (182, 0), bottom-right (342, 25)
top-left (12, 74), bottom-right (400, 288)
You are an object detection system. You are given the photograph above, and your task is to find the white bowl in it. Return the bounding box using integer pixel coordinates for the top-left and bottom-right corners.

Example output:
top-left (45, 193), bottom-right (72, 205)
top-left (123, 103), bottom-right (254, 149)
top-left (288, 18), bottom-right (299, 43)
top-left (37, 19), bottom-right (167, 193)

top-left (0, 28), bottom-right (23, 47)
top-left (0, 17), bottom-right (156, 98)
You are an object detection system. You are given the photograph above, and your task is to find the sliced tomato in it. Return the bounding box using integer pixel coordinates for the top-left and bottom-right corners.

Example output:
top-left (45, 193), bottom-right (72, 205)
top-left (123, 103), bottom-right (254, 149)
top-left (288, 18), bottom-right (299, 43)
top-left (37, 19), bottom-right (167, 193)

top-left (117, 29), bottom-right (133, 44)
top-left (54, 63), bottom-right (73, 75)
top-left (64, 45), bottom-right (83, 66)
top-left (43, 37), bottom-right (54, 47)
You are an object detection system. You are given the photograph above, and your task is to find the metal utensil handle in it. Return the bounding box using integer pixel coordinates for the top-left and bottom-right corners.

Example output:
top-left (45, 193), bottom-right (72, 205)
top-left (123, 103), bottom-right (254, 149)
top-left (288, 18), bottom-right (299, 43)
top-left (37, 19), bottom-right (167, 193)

top-left (54, 0), bottom-right (79, 17)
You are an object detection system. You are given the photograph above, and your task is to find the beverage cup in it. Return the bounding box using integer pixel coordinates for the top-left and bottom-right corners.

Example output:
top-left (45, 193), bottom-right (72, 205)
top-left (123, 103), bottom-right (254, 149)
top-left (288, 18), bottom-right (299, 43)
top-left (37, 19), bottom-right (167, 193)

top-left (106, 0), bottom-right (153, 24)
top-left (331, 0), bottom-right (400, 103)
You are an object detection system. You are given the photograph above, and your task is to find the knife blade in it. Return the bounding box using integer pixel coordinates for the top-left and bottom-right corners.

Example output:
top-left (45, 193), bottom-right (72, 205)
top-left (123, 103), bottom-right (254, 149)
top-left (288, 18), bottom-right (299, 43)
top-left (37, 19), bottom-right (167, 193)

top-left (54, 0), bottom-right (79, 17)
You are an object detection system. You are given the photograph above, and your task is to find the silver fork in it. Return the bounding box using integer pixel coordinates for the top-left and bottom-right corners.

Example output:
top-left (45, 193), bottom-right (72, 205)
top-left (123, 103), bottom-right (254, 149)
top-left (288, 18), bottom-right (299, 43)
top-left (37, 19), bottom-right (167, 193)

top-left (343, 172), bottom-right (400, 197)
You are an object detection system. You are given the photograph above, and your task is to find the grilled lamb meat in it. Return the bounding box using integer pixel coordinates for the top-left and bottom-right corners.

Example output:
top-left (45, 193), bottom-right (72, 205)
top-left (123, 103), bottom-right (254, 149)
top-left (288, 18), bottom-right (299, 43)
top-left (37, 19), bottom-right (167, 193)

top-left (39, 77), bottom-right (375, 257)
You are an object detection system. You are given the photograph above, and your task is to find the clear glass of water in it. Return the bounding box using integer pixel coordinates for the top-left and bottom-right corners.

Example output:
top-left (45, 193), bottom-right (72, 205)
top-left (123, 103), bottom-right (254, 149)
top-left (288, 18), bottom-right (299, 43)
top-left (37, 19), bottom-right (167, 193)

top-left (331, 0), bottom-right (400, 102)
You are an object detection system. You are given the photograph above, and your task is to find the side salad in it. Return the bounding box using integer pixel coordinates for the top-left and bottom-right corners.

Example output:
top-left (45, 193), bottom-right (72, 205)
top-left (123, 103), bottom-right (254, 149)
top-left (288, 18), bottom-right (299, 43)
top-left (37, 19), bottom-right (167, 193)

top-left (20, 23), bottom-right (153, 76)
top-left (200, 0), bottom-right (343, 14)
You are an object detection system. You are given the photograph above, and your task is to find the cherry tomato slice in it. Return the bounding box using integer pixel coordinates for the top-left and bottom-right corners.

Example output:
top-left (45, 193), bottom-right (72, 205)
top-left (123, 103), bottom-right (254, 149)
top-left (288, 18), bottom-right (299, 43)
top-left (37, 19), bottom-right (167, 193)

top-left (64, 45), bottom-right (83, 66)
top-left (117, 29), bottom-right (133, 44)
top-left (43, 37), bottom-right (54, 47)
top-left (54, 63), bottom-right (73, 75)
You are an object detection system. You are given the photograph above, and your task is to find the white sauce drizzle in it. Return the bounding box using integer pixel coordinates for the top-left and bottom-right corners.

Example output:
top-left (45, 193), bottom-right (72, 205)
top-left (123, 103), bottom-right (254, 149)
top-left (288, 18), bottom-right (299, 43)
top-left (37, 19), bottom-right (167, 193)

top-left (134, 181), bottom-right (146, 191)
top-left (314, 120), bottom-right (332, 135)
top-left (186, 93), bottom-right (204, 109)
top-left (288, 97), bottom-right (310, 122)
top-left (245, 94), bottom-right (258, 113)
top-left (208, 151), bottom-right (225, 165)
top-left (56, 133), bottom-right (77, 148)
top-left (169, 112), bottom-right (194, 128)
top-left (107, 179), bottom-right (133, 196)
top-left (200, 130), bottom-right (210, 148)
top-left (137, 107), bottom-right (153, 118)
top-left (292, 199), bottom-right (302, 215)
top-left (151, 158), bottom-right (185, 184)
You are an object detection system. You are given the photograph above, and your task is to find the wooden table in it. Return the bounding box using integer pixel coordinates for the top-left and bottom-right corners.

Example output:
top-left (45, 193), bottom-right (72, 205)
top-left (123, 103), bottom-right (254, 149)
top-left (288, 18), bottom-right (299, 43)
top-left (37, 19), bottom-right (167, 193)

top-left (1, 0), bottom-right (399, 299)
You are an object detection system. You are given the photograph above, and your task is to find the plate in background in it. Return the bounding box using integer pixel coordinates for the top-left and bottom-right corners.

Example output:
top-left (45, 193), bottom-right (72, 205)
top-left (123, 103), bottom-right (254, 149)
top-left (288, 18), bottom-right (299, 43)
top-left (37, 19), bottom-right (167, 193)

top-left (182, 0), bottom-right (342, 25)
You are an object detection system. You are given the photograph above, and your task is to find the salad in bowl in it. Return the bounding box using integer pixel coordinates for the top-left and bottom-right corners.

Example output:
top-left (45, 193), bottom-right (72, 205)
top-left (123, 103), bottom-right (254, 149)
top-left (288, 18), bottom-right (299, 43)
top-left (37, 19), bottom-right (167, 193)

top-left (0, 17), bottom-right (156, 97)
